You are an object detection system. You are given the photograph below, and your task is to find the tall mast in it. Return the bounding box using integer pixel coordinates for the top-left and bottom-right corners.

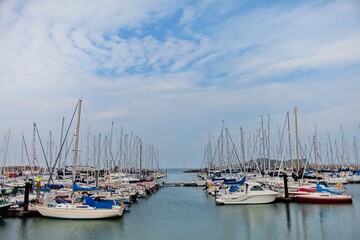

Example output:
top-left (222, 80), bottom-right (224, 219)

top-left (139, 139), bottom-right (143, 179)
top-left (240, 126), bottom-right (246, 172)
top-left (314, 126), bottom-right (318, 179)
top-left (294, 107), bottom-right (300, 172)
top-left (353, 137), bottom-right (358, 170)
top-left (287, 112), bottom-right (293, 170)
top-left (58, 117), bottom-right (65, 169)
top-left (267, 114), bottom-right (271, 173)
top-left (327, 133), bottom-right (334, 167)
top-left (96, 134), bottom-right (101, 187)
top-left (72, 99), bottom-right (82, 181)
top-left (207, 133), bottom-right (212, 174)
top-left (32, 123), bottom-right (37, 175)
top-left (261, 115), bottom-right (265, 172)
top-left (220, 120), bottom-right (224, 172)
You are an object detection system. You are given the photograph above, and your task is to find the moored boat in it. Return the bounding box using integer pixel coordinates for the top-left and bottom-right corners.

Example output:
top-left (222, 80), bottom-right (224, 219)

top-left (294, 192), bottom-right (352, 204)
top-left (0, 197), bottom-right (12, 215)
top-left (36, 203), bottom-right (124, 219)
top-left (215, 181), bottom-right (278, 205)
top-left (35, 100), bottom-right (125, 220)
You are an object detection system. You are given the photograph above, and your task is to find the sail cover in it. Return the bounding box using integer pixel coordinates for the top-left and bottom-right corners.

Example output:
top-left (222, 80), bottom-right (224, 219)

top-left (73, 182), bottom-right (102, 191)
top-left (83, 196), bottom-right (114, 209)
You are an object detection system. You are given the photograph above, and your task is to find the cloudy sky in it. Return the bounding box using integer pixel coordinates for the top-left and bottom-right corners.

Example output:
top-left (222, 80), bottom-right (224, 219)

top-left (1, 0), bottom-right (359, 169)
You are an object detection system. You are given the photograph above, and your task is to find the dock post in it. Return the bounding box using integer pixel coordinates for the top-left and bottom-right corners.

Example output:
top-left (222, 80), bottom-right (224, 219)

top-left (36, 176), bottom-right (41, 204)
top-left (283, 172), bottom-right (289, 198)
top-left (24, 182), bottom-right (31, 211)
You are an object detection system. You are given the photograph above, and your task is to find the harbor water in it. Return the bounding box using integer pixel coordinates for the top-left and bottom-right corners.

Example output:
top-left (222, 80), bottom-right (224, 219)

top-left (1, 169), bottom-right (360, 240)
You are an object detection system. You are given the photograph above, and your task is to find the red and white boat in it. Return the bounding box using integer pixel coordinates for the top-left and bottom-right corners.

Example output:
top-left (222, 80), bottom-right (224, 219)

top-left (294, 192), bottom-right (352, 204)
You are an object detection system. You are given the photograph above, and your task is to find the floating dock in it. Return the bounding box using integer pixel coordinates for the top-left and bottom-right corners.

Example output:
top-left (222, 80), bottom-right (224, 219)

top-left (163, 182), bottom-right (200, 187)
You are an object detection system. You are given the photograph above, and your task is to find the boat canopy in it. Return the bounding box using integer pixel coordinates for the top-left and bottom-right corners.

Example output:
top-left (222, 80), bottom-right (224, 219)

top-left (316, 184), bottom-right (339, 195)
top-left (72, 182), bottom-right (102, 191)
top-left (229, 185), bottom-right (239, 193)
top-left (224, 176), bottom-right (246, 185)
top-left (83, 196), bottom-right (114, 209)
top-left (45, 184), bottom-right (64, 189)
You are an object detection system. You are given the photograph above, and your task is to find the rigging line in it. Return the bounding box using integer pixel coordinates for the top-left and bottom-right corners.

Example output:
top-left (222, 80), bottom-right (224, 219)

top-left (105, 136), bottom-right (117, 168)
top-left (225, 128), bottom-right (245, 172)
top-left (81, 102), bottom-right (98, 138)
top-left (22, 134), bottom-right (34, 178)
top-left (297, 109), bottom-right (315, 137)
top-left (48, 101), bottom-right (79, 184)
top-left (34, 123), bottom-right (52, 183)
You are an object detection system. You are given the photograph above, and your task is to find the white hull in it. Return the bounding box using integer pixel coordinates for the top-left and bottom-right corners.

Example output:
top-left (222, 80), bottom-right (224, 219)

top-left (325, 177), bottom-right (347, 184)
top-left (215, 181), bottom-right (278, 205)
top-left (216, 192), bottom-right (278, 205)
top-left (36, 204), bottom-right (124, 219)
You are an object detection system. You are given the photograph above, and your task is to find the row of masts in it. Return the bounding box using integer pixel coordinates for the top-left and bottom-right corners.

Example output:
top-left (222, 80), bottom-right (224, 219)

top-left (201, 107), bottom-right (360, 174)
top-left (1, 100), bottom-right (162, 182)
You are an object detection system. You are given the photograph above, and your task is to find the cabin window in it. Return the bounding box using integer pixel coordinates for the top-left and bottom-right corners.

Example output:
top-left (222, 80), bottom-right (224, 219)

top-left (250, 185), bottom-right (263, 191)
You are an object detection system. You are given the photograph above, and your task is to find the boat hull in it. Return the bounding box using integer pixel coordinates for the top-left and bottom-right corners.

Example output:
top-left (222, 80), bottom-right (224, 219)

top-left (0, 202), bottom-right (12, 215)
top-left (295, 193), bottom-right (352, 204)
top-left (36, 205), bottom-right (124, 219)
top-left (216, 192), bottom-right (278, 205)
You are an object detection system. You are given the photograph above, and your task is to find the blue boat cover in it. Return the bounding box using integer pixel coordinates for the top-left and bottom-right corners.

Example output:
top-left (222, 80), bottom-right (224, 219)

top-left (224, 176), bottom-right (246, 185)
top-left (40, 187), bottom-right (51, 192)
top-left (316, 184), bottom-right (339, 194)
top-left (73, 182), bottom-right (102, 191)
top-left (212, 177), bottom-right (227, 181)
top-left (83, 196), bottom-right (114, 209)
top-left (229, 185), bottom-right (239, 192)
top-left (45, 184), bottom-right (64, 189)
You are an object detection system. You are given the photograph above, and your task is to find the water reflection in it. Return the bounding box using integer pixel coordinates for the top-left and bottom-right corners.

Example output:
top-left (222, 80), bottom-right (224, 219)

top-left (0, 217), bottom-right (5, 226)
top-left (285, 203), bottom-right (292, 239)
top-left (13, 216), bottom-right (125, 240)
top-left (1, 173), bottom-right (359, 240)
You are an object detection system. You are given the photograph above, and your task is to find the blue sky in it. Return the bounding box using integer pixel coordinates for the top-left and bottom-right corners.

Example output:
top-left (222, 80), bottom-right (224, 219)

top-left (0, 0), bottom-right (359, 169)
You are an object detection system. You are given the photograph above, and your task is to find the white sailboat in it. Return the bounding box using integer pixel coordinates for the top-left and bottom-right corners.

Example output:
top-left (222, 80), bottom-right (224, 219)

top-left (36, 203), bottom-right (124, 219)
top-left (36, 100), bottom-right (124, 219)
top-left (215, 181), bottom-right (278, 205)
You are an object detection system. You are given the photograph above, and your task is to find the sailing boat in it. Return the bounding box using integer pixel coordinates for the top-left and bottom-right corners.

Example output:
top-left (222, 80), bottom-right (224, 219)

top-left (36, 100), bottom-right (124, 219)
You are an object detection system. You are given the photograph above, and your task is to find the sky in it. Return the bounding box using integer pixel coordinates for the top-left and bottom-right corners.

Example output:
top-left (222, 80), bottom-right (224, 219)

top-left (0, 0), bottom-right (360, 169)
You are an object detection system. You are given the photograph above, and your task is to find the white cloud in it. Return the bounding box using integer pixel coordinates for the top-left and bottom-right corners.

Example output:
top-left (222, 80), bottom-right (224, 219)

top-left (0, 0), bottom-right (359, 168)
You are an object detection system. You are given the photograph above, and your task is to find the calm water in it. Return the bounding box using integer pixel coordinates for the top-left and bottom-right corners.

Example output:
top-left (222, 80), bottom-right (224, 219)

top-left (1, 169), bottom-right (359, 240)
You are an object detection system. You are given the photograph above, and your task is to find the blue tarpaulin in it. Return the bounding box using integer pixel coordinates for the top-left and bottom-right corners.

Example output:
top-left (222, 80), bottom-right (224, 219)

top-left (229, 185), bottom-right (239, 192)
top-left (73, 182), bottom-right (102, 191)
top-left (316, 184), bottom-right (339, 194)
top-left (83, 196), bottom-right (115, 209)
top-left (45, 184), bottom-right (64, 189)
top-left (224, 176), bottom-right (246, 185)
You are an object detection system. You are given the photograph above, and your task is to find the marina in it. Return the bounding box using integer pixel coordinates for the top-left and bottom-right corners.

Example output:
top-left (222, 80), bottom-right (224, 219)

top-left (1, 169), bottom-right (360, 240)
top-left (1, 101), bottom-right (359, 240)
top-left (1, 0), bottom-right (359, 239)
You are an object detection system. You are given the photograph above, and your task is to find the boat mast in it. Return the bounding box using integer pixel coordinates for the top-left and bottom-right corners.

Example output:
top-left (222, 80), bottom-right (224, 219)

top-left (287, 112), bottom-right (293, 170)
top-left (139, 139), bottom-right (143, 179)
top-left (267, 114), bottom-right (271, 173)
top-left (58, 117), bottom-right (65, 170)
top-left (314, 126), bottom-right (318, 180)
top-left (294, 107), bottom-right (300, 173)
top-left (72, 99), bottom-right (82, 181)
top-left (353, 136), bottom-right (359, 170)
top-left (261, 115), bottom-right (265, 173)
top-left (327, 133), bottom-right (334, 168)
top-left (207, 133), bottom-right (212, 176)
top-left (32, 123), bottom-right (37, 177)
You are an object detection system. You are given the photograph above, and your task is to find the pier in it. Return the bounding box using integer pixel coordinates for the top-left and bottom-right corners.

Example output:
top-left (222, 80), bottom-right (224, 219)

top-left (162, 182), bottom-right (200, 187)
